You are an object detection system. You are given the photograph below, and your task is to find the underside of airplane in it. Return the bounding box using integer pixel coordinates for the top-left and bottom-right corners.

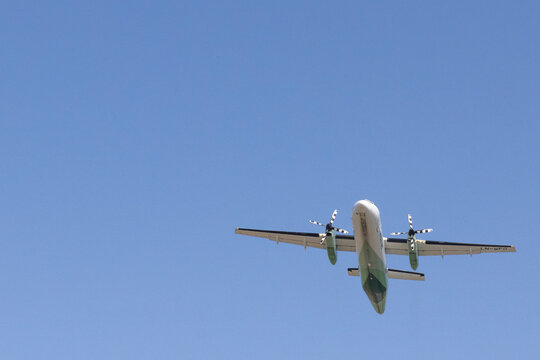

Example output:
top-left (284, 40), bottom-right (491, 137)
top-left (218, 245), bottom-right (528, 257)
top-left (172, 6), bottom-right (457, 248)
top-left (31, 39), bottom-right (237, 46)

top-left (235, 200), bottom-right (516, 314)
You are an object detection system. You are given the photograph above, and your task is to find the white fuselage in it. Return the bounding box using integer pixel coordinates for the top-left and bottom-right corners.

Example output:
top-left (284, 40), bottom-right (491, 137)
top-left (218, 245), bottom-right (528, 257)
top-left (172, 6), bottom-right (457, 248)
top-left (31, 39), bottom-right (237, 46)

top-left (352, 200), bottom-right (388, 314)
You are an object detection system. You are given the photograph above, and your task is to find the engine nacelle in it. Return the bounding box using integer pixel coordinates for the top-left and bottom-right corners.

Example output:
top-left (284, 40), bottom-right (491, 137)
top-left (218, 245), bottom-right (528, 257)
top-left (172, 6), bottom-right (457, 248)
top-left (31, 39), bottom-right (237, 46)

top-left (391, 214), bottom-right (432, 271)
top-left (326, 232), bottom-right (338, 265)
top-left (408, 237), bottom-right (419, 270)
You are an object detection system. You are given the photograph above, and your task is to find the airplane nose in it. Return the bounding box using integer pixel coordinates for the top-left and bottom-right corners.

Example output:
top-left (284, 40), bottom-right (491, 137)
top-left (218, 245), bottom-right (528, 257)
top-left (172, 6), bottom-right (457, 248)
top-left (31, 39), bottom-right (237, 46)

top-left (353, 199), bottom-right (380, 219)
top-left (353, 200), bottom-right (367, 210)
top-left (353, 199), bottom-right (376, 212)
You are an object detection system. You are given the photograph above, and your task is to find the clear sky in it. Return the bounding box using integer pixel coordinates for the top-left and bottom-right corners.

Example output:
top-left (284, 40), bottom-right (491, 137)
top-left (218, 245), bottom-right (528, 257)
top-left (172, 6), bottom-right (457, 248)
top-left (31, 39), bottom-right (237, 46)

top-left (1, 1), bottom-right (539, 359)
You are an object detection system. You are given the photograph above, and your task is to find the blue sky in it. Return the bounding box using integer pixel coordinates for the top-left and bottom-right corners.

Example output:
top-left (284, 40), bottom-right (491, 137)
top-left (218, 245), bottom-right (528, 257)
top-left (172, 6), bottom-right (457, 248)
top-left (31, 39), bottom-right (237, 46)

top-left (1, 1), bottom-right (538, 359)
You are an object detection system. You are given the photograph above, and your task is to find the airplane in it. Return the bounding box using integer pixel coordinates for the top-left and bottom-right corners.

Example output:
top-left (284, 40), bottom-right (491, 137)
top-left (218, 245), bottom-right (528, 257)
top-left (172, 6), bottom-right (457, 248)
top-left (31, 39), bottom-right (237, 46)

top-left (235, 199), bottom-right (516, 314)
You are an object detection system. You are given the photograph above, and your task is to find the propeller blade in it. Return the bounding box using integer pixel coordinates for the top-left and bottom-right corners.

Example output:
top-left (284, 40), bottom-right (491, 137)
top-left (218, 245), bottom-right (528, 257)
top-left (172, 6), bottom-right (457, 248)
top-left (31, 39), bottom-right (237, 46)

top-left (309, 220), bottom-right (325, 226)
top-left (408, 214), bottom-right (413, 229)
top-left (390, 231), bottom-right (407, 235)
top-left (329, 209), bottom-right (338, 225)
top-left (333, 227), bottom-right (349, 234)
top-left (320, 236), bottom-right (327, 244)
top-left (415, 229), bottom-right (433, 234)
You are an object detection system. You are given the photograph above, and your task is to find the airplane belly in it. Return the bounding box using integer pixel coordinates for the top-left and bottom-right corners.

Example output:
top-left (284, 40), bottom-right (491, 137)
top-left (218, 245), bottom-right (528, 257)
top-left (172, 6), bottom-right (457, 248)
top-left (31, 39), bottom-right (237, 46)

top-left (352, 200), bottom-right (387, 314)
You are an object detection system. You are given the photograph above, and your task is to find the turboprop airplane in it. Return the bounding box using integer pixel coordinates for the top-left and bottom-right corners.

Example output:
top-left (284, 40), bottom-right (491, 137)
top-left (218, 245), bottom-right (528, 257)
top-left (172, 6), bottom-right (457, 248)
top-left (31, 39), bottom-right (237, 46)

top-left (235, 200), bottom-right (516, 314)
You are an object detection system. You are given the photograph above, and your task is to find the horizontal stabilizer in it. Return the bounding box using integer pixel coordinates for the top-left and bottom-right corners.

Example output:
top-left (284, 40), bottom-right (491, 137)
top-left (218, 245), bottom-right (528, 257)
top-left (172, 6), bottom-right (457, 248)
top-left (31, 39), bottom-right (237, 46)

top-left (347, 268), bottom-right (425, 281)
top-left (387, 268), bottom-right (425, 281)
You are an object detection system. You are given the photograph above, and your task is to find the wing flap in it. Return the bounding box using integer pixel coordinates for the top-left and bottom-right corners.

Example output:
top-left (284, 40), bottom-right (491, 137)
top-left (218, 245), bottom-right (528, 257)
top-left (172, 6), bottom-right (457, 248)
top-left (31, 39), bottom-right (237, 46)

top-left (385, 238), bottom-right (516, 256)
top-left (235, 228), bottom-right (356, 252)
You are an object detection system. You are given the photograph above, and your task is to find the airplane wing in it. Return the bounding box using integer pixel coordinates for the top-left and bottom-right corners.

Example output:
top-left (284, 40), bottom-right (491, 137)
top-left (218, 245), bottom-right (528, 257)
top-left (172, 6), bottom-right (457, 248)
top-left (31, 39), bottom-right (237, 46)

top-left (235, 228), bottom-right (356, 252)
top-left (385, 238), bottom-right (516, 256)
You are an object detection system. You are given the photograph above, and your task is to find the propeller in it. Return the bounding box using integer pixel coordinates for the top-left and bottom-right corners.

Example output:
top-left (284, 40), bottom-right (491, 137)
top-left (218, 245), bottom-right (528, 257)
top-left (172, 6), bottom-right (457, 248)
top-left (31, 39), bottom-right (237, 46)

top-left (309, 209), bottom-right (349, 244)
top-left (390, 214), bottom-right (433, 237)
